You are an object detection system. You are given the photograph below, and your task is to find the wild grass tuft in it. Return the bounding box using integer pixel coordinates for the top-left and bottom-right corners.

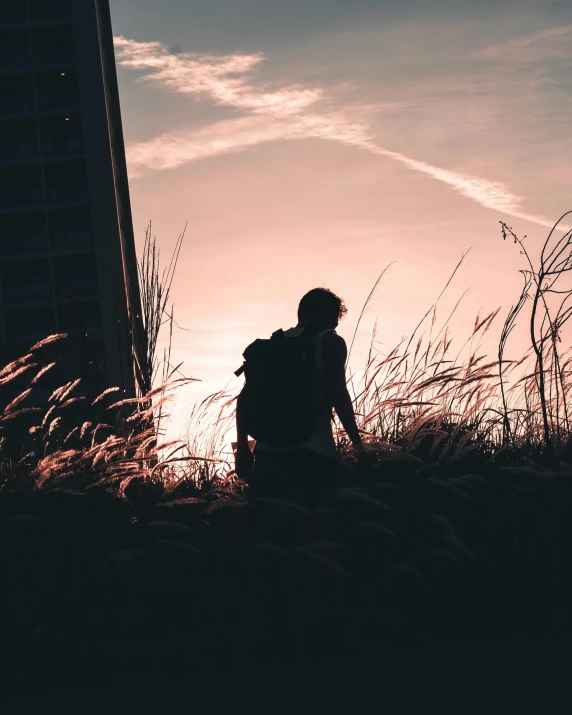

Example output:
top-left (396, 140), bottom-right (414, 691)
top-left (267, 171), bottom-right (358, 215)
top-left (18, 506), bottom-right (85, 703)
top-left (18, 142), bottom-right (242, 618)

top-left (1, 213), bottom-right (572, 497)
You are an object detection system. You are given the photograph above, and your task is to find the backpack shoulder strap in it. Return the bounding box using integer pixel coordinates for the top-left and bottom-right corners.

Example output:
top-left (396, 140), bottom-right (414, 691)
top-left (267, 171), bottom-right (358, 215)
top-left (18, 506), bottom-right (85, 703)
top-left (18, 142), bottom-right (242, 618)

top-left (300, 325), bottom-right (323, 339)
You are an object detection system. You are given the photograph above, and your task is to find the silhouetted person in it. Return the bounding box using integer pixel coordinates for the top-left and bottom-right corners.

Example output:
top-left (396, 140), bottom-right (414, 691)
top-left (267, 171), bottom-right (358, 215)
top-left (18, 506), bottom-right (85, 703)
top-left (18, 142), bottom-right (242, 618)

top-left (234, 287), bottom-right (366, 493)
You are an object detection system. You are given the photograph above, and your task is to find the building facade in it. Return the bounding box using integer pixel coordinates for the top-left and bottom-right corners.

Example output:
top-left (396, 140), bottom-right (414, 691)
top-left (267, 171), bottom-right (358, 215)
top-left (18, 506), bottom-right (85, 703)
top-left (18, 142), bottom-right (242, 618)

top-left (0, 0), bottom-right (145, 407)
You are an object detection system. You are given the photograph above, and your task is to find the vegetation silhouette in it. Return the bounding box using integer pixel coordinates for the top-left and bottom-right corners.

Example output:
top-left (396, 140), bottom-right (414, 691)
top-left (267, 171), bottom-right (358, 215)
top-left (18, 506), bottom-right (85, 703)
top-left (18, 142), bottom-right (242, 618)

top-left (2, 214), bottom-right (572, 712)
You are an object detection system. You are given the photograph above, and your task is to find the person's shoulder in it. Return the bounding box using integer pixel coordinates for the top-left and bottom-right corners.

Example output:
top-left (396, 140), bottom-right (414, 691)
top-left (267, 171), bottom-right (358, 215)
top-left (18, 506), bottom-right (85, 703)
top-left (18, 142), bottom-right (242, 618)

top-left (322, 330), bottom-right (347, 354)
top-left (322, 329), bottom-right (344, 341)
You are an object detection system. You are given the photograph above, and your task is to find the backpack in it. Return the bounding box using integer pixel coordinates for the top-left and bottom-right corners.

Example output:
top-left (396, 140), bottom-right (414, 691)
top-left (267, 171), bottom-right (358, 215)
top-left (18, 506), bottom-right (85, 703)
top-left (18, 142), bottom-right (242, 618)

top-left (234, 326), bottom-right (327, 447)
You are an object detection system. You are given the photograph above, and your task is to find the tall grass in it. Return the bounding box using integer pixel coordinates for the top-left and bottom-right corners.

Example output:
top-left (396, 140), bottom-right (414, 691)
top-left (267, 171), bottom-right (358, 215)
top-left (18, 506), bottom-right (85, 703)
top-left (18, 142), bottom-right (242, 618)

top-left (0, 223), bottom-right (227, 495)
top-left (175, 211), bottom-right (572, 478)
top-left (1, 213), bottom-right (572, 496)
top-left (336, 212), bottom-right (572, 467)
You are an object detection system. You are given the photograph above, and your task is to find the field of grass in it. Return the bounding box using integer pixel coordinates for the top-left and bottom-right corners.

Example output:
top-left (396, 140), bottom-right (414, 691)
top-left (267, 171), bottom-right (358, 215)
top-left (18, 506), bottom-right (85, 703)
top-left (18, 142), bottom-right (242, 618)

top-left (2, 216), bottom-right (572, 713)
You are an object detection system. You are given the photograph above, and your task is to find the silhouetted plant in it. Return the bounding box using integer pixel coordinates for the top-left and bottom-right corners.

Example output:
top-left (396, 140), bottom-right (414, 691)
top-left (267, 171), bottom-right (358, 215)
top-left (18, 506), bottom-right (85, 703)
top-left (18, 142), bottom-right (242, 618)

top-left (335, 212), bottom-right (572, 469)
top-left (500, 212), bottom-right (572, 459)
top-left (3, 212), bottom-right (572, 496)
top-left (135, 221), bottom-right (187, 396)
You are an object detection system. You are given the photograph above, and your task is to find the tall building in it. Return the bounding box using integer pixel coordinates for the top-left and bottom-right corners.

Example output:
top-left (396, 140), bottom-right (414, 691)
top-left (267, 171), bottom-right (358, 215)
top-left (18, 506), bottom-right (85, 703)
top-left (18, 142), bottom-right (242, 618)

top-left (0, 0), bottom-right (145, 411)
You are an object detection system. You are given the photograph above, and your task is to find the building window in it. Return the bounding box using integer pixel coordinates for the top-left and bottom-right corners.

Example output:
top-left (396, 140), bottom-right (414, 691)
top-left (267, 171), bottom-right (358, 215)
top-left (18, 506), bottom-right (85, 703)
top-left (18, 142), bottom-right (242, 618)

top-left (0, 119), bottom-right (38, 160)
top-left (9, 319), bottom-right (51, 342)
top-left (0, 166), bottom-right (42, 208)
top-left (5, 271), bottom-right (52, 305)
top-left (32, 25), bottom-right (75, 66)
top-left (36, 70), bottom-right (79, 111)
top-left (57, 261), bottom-right (99, 298)
top-left (29, 0), bottom-right (71, 22)
top-left (2, 1), bottom-right (27, 23)
top-left (0, 213), bottom-right (46, 257)
top-left (85, 314), bottom-right (102, 339)
top-left (6, 309), bottom-right (53, 344)
top-left (51, 221), bottom-right (92, 249)
top-left (59, 303), bottom-right (103, 340)
top-left (0, 29), bottom-right (30, 68)
top-left (49, 207), bottom-right (93, 249)
top-left (0, 131), bottom-right (38, 159)
top-left (64, 267), bottom-right (98, 297)
top-left (45, 160), bottom-right (88, 204)
top-left (0, 74), bottom-right (34, 115)
top-left (40, 114), bottom-right (83, 156)
top-left (0, 226), bottom-right (47, 256)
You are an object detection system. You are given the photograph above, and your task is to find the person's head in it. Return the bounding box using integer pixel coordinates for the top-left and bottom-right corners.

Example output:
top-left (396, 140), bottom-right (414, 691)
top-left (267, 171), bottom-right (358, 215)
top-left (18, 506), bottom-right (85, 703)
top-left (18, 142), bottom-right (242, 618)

top-left (297, 287), bottom-right (347, 329)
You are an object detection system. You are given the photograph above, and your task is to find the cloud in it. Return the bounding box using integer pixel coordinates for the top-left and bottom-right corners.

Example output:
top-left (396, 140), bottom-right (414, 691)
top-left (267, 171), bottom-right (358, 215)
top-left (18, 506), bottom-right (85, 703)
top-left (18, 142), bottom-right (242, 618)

top-left (472, 24), bottom-right (572, 64)
top-left (126, 115), bottom-right (308, 176)
top-left (115, 36), bottom-right (571, 232)
top-left (114, 36), bottom-right (322, 116)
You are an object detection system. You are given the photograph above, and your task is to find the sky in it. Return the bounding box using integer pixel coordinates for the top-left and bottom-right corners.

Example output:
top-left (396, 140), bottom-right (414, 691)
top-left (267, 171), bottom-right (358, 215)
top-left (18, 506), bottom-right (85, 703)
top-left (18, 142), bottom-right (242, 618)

top-left (108, 0), bottom-right (572, 453)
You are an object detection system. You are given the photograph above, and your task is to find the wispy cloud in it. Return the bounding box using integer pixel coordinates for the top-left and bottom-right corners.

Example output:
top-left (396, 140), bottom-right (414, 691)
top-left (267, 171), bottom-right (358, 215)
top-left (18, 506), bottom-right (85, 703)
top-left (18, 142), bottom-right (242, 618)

top-left (126, 115), bottom-right (308, 175)
top-left (114, 36), bottom-right (322, 116)
top-left (472, 24), bottom-right (572, 64)
top-left (115, 35), bottom-right (570, 232)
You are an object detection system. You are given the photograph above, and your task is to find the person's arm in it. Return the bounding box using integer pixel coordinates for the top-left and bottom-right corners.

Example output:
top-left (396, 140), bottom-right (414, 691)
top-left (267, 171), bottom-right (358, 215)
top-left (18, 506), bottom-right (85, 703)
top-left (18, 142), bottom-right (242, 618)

top-left (235, 389), bottom-right (254, 471)
top-left (322, 332), bottom-right (363, 447)
top-left (236, 389), bottom-right (250, 447)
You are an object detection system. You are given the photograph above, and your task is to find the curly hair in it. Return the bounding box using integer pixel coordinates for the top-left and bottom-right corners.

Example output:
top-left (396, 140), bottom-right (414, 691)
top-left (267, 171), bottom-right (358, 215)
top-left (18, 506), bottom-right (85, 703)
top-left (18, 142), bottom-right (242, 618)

top-left (297, 287), bottom-right (348, 321)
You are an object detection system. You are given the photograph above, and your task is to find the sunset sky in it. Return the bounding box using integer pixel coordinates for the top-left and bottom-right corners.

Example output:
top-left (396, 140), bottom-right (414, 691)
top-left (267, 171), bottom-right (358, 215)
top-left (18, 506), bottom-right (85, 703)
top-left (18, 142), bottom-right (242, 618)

top-left (109, 0), bottom-right (572, 451)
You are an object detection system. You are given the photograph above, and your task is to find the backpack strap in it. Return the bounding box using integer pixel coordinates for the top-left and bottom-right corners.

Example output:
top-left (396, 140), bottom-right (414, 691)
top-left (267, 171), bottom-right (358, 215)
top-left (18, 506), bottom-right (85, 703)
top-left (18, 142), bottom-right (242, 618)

top-left (302, 327), bottom-right (334, 406)
top-left (300, 325), bottom-right (324, 340)
top-left (298, 325), bottom-right (324, 374)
